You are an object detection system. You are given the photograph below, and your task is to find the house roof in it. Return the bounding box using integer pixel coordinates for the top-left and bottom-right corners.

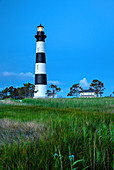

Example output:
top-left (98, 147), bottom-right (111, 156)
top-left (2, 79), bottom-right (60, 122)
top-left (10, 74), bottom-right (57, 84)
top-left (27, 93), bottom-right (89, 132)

top-left (80, 89), bottom-right (95, 93)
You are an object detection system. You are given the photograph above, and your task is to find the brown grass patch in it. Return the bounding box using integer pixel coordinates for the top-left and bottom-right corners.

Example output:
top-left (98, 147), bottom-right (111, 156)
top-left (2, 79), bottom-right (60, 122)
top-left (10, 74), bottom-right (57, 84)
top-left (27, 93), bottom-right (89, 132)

top-left (0, 119), bottom-right (47, 146)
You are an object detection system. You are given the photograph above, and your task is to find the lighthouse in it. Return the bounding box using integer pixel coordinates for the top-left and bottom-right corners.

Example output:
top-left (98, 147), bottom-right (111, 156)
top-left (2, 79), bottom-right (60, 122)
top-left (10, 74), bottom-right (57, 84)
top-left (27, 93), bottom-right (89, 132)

top-left (34, 24), bottom-right (47, 98)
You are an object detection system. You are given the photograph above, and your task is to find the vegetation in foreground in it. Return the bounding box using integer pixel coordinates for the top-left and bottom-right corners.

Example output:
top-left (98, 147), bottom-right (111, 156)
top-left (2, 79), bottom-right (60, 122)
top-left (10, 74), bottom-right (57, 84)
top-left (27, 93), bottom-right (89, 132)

top-left (0, 98), bottom-right (114, 169)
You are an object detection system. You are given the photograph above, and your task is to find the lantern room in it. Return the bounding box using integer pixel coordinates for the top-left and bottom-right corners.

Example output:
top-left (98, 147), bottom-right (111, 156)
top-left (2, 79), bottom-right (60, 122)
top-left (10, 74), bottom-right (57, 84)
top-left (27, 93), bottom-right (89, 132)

top-left (37, 24), bottom-right (44, 32)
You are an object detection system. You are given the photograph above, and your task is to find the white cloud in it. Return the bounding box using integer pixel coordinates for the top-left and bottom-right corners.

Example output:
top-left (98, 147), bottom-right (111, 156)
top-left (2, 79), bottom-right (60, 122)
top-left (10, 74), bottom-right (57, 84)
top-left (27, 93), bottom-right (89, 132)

top-left (2, 72), bottom-right (34, 78)
top-left (19, 72), bottom-right (34, 78)
top-left (3, 72), bottom-right (17, 76)
top-left (79, 78), bottom-right (90, 88)
top-left (48, 80), bottom-right (65, 85)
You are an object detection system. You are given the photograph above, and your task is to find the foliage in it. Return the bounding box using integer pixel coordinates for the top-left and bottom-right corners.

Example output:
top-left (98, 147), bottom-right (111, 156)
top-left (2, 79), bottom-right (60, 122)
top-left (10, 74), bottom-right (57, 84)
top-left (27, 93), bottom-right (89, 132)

top-left (0, 83), bottom-right (35, 99)
top-left (89, 79), bottom-right (105, 97)
top-left (0, 98), bottom-right (114, 169)
top-left (23, 83), bottom-right (35, 98)
top-left (46, 89), bottom-right (51, 96)
top-left (67, 83), bottom-right (82, 97)
top-left (2, 87), bottom-right (9, 98)
top-left (47, 84), bottom-right (61, 98)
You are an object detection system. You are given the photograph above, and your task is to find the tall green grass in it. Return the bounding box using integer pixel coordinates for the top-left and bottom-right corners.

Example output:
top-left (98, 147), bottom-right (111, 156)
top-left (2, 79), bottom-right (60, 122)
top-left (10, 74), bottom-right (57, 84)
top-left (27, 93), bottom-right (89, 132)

top-left (23, 97), bottom-right (114, 107)
top-left (0, 98), bottom-right (114, 169)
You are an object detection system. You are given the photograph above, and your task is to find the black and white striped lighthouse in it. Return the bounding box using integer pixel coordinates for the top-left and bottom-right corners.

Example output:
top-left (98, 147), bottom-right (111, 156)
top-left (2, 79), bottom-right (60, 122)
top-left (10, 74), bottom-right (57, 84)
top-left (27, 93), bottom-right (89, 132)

top-left (34, 24), bottom-right (47, 98)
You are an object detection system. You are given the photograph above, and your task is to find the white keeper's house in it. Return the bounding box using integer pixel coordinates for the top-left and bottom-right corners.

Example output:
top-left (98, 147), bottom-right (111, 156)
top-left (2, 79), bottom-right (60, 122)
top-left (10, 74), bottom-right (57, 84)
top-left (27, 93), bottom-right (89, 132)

top-left (80, 89), bottom-right (96, 98)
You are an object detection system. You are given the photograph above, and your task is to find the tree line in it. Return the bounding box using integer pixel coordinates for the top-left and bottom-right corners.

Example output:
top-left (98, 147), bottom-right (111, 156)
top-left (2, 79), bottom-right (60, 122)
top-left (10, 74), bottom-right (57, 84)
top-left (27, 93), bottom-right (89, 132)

top-left (0, 83), bottom-right (35, 99)
top-left (47, 79), bottom-right (106, 98)
top-left (67, 79), bottom-right (105, 97)
top-left (0, 79), bottom-right (113, 99)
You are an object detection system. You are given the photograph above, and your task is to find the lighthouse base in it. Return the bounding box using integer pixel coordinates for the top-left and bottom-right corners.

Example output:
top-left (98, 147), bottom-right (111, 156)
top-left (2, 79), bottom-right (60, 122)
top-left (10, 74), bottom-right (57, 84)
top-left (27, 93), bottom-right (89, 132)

top-left (34, 85), bottom-right (47, 98)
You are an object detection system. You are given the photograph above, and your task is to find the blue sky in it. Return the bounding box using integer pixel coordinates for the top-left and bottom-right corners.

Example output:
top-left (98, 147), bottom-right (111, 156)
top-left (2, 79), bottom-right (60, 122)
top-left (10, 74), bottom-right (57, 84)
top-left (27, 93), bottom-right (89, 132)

top-left (0, 0), bottom-right (114, 97)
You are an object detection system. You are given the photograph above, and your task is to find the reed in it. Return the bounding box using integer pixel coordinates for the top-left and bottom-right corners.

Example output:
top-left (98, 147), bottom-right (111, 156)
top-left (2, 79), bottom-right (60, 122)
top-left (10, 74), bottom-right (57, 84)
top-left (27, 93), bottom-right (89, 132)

top-left (0, 98), bottom-right (113, 169)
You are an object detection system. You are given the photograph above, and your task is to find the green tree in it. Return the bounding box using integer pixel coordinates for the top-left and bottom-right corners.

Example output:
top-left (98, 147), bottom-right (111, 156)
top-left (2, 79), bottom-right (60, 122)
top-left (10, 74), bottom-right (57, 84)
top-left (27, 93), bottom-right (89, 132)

top-left (13, 88), bottom-right (19, 99)
top-left (9, 86), bottom-right (14, 98)
top-left (0, 92), bottom-right (3, 99)
top-left (1, 83), bottom-right (35, 99)
top-left (23, 83), bottom-right (35, 98)
top-left (30, 84), bottom-right (35, 97)
top-left (46, 90), bottom-right (51, 96)
top-left (17, 87), bottom-right (25, 99)
top-left (23, 83), bottom-right (30, 98)
top-left (2, 87), bottom-right (9, 98)
top-left (49, 84), bottom-right (61, 98)
top-left (89, 79), bottom-right (105, 97)
top-left (67, 84), bottom-right (82, 97)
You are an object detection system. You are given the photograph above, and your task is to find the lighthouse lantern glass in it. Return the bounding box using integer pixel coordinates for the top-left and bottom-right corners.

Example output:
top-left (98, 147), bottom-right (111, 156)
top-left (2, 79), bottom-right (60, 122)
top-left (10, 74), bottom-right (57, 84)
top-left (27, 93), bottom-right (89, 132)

top-left (38, 26), bottom-right (44, 32)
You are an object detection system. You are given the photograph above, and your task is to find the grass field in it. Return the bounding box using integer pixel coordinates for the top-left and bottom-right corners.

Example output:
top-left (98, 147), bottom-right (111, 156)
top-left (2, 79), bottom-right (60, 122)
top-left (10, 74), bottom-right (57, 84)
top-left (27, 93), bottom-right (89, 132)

top-left (0, 98), bottom-right (114, 170)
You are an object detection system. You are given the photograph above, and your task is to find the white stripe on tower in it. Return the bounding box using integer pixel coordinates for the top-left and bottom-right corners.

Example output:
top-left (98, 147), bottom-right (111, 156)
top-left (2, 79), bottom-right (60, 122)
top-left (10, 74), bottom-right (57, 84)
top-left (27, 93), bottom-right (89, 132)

top-left (36, 42), bottom-right (45, 53)
top-left (34, 24), bottom-right (47, 98)
top-left (35, 63), bottom-right (46, 74)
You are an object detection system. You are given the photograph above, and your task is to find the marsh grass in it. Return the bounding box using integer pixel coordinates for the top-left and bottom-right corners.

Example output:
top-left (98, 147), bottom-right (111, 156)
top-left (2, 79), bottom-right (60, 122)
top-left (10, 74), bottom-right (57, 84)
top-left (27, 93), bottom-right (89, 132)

top-left (0, 98), bottom-right (114, 169)
top-left (23, 97), bottom-right (113, 109)
top-left (0, 98), bottom-right (26, 106)
top-left (0, 119), bottom-right (47, 146)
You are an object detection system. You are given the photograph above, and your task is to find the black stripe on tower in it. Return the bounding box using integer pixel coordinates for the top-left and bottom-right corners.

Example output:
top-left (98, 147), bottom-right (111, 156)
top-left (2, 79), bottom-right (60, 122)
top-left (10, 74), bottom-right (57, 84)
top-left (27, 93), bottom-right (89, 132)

top-left (35, 74), bottom-right (47, 85)
top-left (35, 32), bottom-right (47, 42)
top-left (36, 53), bottom-right (46, 63)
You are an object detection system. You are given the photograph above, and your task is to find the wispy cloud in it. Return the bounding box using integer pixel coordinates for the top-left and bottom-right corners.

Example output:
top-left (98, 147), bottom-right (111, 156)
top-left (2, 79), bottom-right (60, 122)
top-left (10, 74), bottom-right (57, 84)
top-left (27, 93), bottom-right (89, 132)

top-left (2, 72), bottom-right (34, 78)
top-left (79, 78), bottom-right (90, 88)
top-left (3, 72), bottom-right (17, 76)
top-left (19, 72), bottom-right (34, 78)
top-left (48, 80), bottom-right (65, 85)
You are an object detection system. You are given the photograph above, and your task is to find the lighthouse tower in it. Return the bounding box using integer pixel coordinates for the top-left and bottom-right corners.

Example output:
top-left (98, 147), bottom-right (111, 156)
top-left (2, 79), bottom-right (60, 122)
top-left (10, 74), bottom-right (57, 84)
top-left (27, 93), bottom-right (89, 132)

top-left (34, 24), bottom-right (47, 98)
